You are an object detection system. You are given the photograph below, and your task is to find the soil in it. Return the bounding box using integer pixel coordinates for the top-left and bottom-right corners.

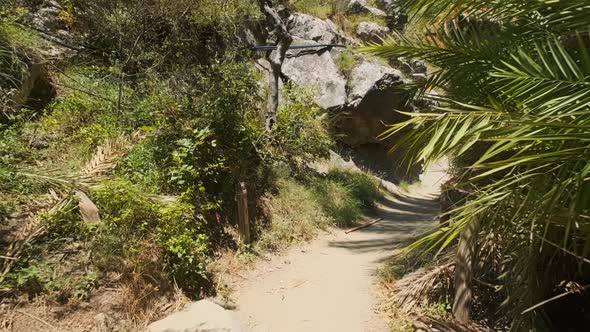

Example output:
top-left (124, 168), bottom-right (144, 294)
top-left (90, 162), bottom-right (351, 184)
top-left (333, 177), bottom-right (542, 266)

top-left (230, 161), bottom-right (448, 331)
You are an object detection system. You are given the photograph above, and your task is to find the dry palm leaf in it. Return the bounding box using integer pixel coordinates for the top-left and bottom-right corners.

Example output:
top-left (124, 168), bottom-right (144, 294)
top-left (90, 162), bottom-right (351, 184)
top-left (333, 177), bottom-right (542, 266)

top-left (1, 131), bottom-right (146, 283)
top-left (392, 251), bottom-right (455, 313)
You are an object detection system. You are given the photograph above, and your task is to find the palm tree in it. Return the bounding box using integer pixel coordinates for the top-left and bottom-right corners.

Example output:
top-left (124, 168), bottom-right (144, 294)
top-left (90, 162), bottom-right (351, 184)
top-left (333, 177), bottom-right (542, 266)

top-left (361, 0), bottom-right (590, 329)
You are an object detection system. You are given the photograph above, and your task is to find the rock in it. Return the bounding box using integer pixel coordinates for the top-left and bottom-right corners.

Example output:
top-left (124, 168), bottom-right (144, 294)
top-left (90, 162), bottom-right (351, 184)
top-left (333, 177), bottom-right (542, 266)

top-left (30, 138), bottom-right (49, 149)
top-left (77, 191), bottom-right (101, 224)
top-left (347, 61), bottom-right (400, 104)
top-left (390, 57), bottom-right (427, 75)
top-left (375, 0), bottom-right (395, 9)
top-left (383, 2), bottom-right (408, 31)
top-left (282, 49), bottom-right (347, 109)
top-left (356, 21), bottom-right (390, 43)
top-left (346, 0), bottom-right (387, 17)
top-left (31, 1), bottom-right (66, 31)
top-left (95, 313), bottom-right (113, 332)
top-left (3, 58), bottom-right (56, 123)
top-left (287, 13), bottom-right (343, 44)
top-left (337, 61), bottom-right (411, 146)
top-left (147, 300), bottom-right (241, 332)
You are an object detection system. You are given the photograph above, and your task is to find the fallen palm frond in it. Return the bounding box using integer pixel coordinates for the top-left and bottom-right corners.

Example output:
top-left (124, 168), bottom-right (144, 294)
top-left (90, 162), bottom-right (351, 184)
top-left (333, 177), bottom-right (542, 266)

top-left (1, 131), bottom-right (147, 285)
top-left (0, 189), bottom-right (70, 285)
top-left (390, 251), bottom-right (455, 313)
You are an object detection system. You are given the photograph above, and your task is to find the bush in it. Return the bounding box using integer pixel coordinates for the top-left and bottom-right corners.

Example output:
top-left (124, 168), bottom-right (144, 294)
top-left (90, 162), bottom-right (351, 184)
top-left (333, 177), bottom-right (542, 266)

top-left (335, 49), bottom-right (357, 78)
top-left (326, 169), bottom-right (380, 209)
top-left (270, 84), bottom-right (334, 169)
top-left (314, 179), bottom-right (363, 227)
top-left (258, 178), bottom-right (332, 251)
top-left (88, 179), bottom-right (210, 295)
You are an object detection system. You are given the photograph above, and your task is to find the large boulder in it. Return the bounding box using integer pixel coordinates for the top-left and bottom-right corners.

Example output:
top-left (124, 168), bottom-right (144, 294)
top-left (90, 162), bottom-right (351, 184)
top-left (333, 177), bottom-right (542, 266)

top-left (288, 13), bottom-right (343, 44)
top-left (336, 61), bottom-right (411, 146)
top-left (356, 22), bottom-right (390, 43)
top-left (281, 45), bottom-right (347, 110)
top-left (147, 300), bottom-right (241, 332)
top-left (346, 0), bottom-right (387, 17)
top-left (31, 0), bottom-right (67, 31)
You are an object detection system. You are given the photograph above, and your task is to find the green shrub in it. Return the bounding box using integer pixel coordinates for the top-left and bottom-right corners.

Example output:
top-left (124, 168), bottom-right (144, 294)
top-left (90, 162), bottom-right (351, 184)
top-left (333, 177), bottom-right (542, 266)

top-left (291, 0), bottom-right (342, 19)
top-left (314, 179), bottom-right (363, 226)
top-left (326, 169), bottom-right (380, 209)
top-left (271, 84), bottom-right (334, 168)
top-left (335, 49), bottom-right (357, 78)
top-left (258, 179), bottom-right (332, 251)
top-left (90, 179), bottom-right (210, 294)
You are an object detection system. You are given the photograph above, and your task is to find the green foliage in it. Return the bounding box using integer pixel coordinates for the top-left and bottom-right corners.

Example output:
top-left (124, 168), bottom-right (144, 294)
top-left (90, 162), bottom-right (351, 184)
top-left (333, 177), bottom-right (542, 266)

top-left (291, 0), bottom-right (342, 19)
top-left (335, 49), bottom-right (357, 78)
top-left (258, 169), bottom-right (380, 250)
top-left (3, 257), bottom-right (98, 301)
top-left (270, 84), bottom-right (333, 168)
top-left (314, 179), bottom-right (363, 226)
top-left (362, 0), bottom-right (590, 328)
top-left (70, 0), bottom-right (258, 71)
top-left (257, 178), bottom-right (332, 252)
top-left (326, 169), bottom-right (380, 209)
top-left (89, 178), bottom-right (210, 294)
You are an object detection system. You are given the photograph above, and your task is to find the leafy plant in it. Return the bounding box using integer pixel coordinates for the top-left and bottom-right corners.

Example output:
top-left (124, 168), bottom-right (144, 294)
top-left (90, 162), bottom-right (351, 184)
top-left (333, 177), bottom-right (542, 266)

top-left (270, 84), bottom-right (334, 169)
top-left (362, 0), bottom-right (590, 329)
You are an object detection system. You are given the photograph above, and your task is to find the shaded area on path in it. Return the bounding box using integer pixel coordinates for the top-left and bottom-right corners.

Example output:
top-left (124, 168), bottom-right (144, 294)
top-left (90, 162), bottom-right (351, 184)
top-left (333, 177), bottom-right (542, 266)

top-left (232, 161), bottom-right (448, 332)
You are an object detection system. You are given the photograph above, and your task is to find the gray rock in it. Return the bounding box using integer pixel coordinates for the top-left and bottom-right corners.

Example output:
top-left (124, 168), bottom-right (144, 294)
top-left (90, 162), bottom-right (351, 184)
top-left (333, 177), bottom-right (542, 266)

top-left (356, 21), bottom-right (390, 43)
top-left (347, 61), bottom-right (400, 104)
top-left (287, 13), bottom-right (342, 44)
top-left (346, 0), bottom-right (387, 16)
top-left (31, 138), bottom-right (50, 149)
top-left (375, 0), bottom-right (395, 9)
top-left (337, 61), bottom-right (411, 146)
top-left (147, 300), bottom-right (241, 332)
top-left (282, 49), bottom-right (347, 109)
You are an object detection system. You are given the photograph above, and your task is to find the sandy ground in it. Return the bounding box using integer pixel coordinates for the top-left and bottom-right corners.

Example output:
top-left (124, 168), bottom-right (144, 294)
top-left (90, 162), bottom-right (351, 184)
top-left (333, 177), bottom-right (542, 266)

top-left (232, 162), bottom-right (448, 332)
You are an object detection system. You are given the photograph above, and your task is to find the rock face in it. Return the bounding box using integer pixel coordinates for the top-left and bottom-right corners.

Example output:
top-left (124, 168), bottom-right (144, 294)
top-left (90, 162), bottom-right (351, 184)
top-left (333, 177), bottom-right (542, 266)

top-left (338, 61), bottom-right (411, 146)
top-left (346, 0), bottom-right (387, 17)
top-left (282, 48), bottom-right (347, 109)
top-left (31, 0), bottom-right (67, 31)
top-left (251, 9), bottom-right (422, 150)
top-left (356, 22), bottom-right (390, 43)
top-left (288, 13), bottom-right (343, 44)
top-left (147, 300), bottom-right (241, 332)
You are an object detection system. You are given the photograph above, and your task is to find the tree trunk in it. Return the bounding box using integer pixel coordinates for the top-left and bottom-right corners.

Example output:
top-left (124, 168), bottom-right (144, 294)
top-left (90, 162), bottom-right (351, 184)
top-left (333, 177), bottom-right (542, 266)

top-left (452, 217), bottom-right (480, 323)
top-left (257, 0), bottom-right (293, 131)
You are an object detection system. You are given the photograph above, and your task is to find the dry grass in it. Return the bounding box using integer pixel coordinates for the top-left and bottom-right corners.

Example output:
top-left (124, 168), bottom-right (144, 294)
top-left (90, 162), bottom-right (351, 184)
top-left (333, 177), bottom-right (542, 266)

top-left (257, 179), bottom-right (332, 252)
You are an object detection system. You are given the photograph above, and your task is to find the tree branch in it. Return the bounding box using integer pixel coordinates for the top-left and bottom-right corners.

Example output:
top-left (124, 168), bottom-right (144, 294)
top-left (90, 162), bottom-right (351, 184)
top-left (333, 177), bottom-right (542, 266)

top-left (257, 0), bottom-right (293, 131)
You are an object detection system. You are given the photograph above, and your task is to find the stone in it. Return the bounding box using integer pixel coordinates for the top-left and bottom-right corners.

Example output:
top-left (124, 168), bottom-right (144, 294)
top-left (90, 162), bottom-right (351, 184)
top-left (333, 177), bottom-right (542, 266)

top-left (347, 61), bottom-right (400, 104)
top-left (346, 0), bottom-right (387, 17)
top-left (383, 2), bottom-right (408, 31)
top-left (147, 300), bottom-right (241, 332)
top-left (337, 61), bottom-right (411, 146)
top-left (31, 138), bottom-right (50, 149)
top-left (282, 49), bottom-right (347, 109)
top-left (356, 21), bottom-right (390, 43)
top-left (287, 13), bottom-right (343, 44)
top-left (375, 0), bottom-right (395, 9)
top-left (77, 191), bottom-right (101, 224)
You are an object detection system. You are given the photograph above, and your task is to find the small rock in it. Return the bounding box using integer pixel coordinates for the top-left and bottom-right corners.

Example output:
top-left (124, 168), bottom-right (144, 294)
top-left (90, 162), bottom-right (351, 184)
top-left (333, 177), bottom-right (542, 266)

top-left (147, 300), bottom-right (242, 332)
top-left (95, 313), bottom-right (113, 332)
top-left (30, 138), bottom-right (49, 149)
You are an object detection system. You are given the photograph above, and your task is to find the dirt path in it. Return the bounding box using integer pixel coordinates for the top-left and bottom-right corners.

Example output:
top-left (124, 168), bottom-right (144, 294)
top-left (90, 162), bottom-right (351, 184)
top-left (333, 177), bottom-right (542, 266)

top-left (232, 163), bottom-right (448, 332)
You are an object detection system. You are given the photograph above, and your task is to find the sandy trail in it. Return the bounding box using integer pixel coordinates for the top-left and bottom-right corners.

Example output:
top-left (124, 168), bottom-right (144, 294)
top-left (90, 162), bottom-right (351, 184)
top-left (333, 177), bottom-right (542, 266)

top-left (232, 164), bottom-right (448, 332)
